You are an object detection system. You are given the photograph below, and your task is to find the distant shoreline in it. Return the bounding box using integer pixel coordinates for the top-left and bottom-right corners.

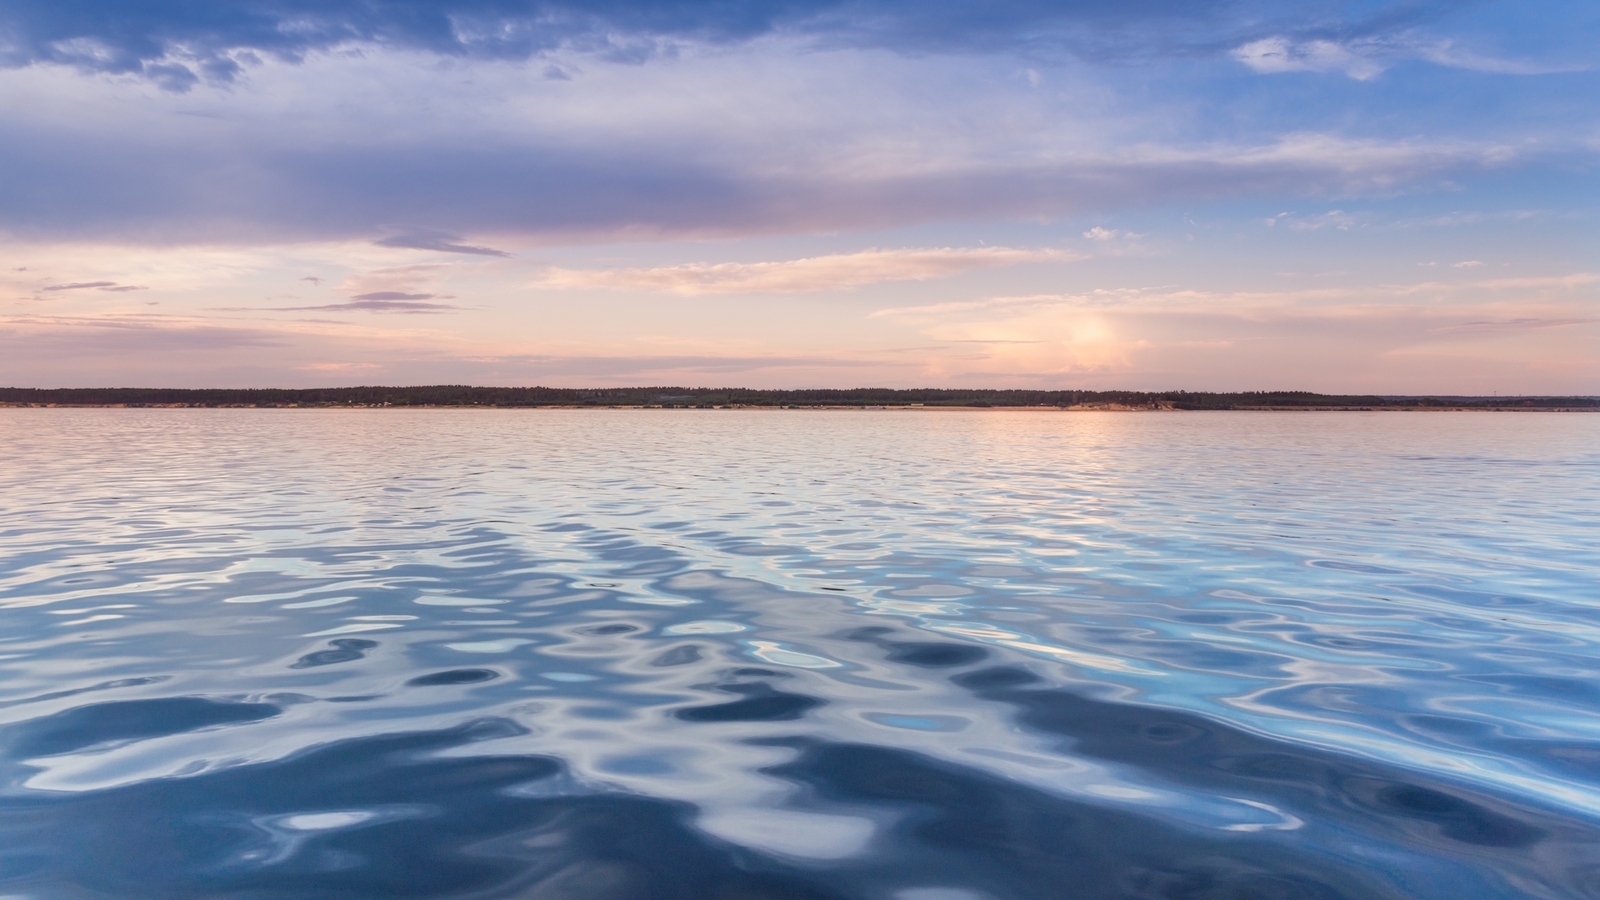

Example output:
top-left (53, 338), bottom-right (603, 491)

top-left (4, 405), bottom-right (1595, 412)
top-left (1, 387), bottom-right (1594, 411)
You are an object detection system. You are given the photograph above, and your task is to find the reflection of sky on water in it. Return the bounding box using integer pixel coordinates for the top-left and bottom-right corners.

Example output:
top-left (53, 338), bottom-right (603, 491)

top-left (0, 410), bottom-right (1597, 897)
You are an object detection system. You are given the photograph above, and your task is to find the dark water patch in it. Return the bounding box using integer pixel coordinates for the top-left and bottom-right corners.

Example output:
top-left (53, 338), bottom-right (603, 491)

top-left (1306, 559), bottom-right (1408, 575)
top-left (885, 642), bottom-right (990, 668)
top-left (842, 627), bottom-right (990, 668)
top-left (0, 720), bottom-right (848, 900)
top-left (764, 740), bottom-right (1405, 900)
top-left (4, 697), bottom-right (281, 759)
top-left (406, 669), bottom-right (499, 687)
top-left (675, 678), bottom-right (822, 722)
top-left (648, 645), bottom-right (701, 667)
top-left (291, 639), bottom-right (379, 669)
top-left (840, 626), bottom-right (894, 640)
top-left (953, 667), bottom-right (1600, 887)
top-left (1344, 779), bottom-right (1543, 848)
top-left (579, 623), bottom-right (640, 636)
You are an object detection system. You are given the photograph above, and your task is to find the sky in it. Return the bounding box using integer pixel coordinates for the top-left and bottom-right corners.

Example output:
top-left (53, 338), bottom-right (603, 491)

top-left (1, 0), bottom-right (1596, 392)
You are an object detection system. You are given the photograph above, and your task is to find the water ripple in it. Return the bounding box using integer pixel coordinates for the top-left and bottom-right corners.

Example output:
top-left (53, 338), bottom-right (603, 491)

top-left (1, 409), bottom-right (1597, 898)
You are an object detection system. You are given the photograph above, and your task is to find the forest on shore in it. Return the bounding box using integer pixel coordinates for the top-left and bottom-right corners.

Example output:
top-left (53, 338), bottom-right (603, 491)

top-left (2, 387), bottom-right (1594, 409)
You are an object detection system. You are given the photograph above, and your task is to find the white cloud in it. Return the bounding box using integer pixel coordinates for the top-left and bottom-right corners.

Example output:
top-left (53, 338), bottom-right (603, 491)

top-left (1232, 37), bottom-right (1387, 81)
top-left (0, 41), bottom-right (1530, 246)
top-left (337, 264), bottom-right (456, 298)
top-left (1286, 210), bottom-right (1359, 231)
top-left (1083, 227), bottom-right (1143, 241)
top-left (873, 272), bottom-right (1598, 321)
top-left (872, 288), bottom-right (1151, 320)
top-left (1413, 41), bottom-right (1589, 76)
top-left (1453, 260), bottom-right (1484, 268)
top-left (537, 247), bottom-right (1078, 295)
top-left (298, 362), bottom-right (383, 371)
top-left (1233, 35), bottom-right (1586, 82)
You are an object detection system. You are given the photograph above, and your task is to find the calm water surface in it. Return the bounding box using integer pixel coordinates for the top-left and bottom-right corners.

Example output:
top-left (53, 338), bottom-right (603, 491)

top-left (2, 409), bottom-right (1598, 899)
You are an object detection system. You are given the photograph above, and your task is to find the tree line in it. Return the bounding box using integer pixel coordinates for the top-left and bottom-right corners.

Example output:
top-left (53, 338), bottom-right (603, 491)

top-left (2, 386), bottom-right (1594, 409)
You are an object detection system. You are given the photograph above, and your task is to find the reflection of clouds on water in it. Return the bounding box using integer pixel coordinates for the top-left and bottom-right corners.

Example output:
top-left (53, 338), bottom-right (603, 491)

top-left (695, 808), bottom-right (877, 860)
top-left (662, 621), bottom-right (745, 635)
top-left (0, 410), bottom-right (1597, 895)
top-left (746, 640), bottom-right (840, 669)
top-left (446, 639), bottom-right (532, 653)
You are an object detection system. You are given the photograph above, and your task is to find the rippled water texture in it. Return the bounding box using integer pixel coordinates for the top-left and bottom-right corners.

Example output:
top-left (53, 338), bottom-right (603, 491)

top-left (2, 409), bottom-right (1598, 899)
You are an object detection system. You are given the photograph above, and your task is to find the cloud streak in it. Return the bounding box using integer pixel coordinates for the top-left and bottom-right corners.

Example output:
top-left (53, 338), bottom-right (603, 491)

top-left (213, 291), bottom-right (463, 314)
top-left (40, 281), bottom-right (147, 292)
top-left (0, 102), bottom-right (1519, 245)
top-left (873, 273), bottom-right (1600, 321)
top-left (1231, 32), bottom-right (1589, 81)
top-left (539, 247), bottom-right (1076, 294)
top-left (373, 231), bottom-right (513, 256)
top-left (276, 297), bottom-right (461, 313)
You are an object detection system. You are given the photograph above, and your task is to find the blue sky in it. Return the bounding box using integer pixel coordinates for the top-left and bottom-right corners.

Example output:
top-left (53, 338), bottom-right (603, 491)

top-left (1, 0), bottom-right (1595, 391)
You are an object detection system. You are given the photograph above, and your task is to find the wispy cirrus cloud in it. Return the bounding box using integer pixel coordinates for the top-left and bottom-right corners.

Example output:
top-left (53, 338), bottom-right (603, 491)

top-left (538, 246), bottom-right (1078, 295)
top-left (1431, 317), bottom-right (1597, 334)
top-left (874, 272), bottom-right (1600, 322)
top-left (1232, 32), bottom-right (1590, 81)
top-left (296, 292), bottom-right (462, 313)
top-left (220, 292), bottom-right (463, 314)
top-left (871, 288), bottom-right (1151, 320)
top-left (1411, 41), bottom-right (1592, 76)
top-left (274, 265), bottom-right (466, 312)
top-left (41, 281), bottom-right (147, 292)
top-left (0, 312), bottom-right (286, 351)
top-left (202, 262), bottom-right (471, 314)
top-left (373, 230), bottom-right (512, 257)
